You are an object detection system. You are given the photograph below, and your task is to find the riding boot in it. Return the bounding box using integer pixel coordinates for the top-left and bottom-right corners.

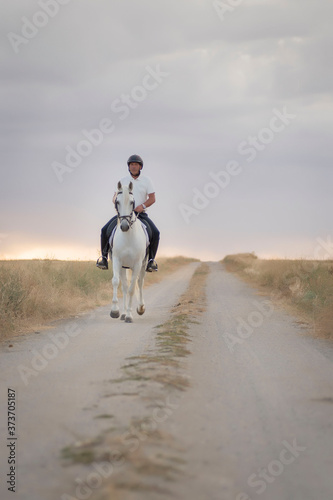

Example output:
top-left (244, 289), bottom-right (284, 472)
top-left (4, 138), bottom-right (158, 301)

top-left (101, 232), bottom-right (109, 259)
top-left (146, 259), bottom-right (158, 272)
top-left (100, 216), bottom-right (118, 258)
top-left (147, 235), bottom-right (160, 272)
top-left (96, 256), bottom-right (108, 270)
top-left (149, 239), bottom-right (159, 261)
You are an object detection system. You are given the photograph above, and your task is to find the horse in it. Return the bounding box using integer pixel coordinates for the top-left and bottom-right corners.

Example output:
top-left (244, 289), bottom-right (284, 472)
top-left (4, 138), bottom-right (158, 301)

top-left (110, 181), bottom-right (148, 323)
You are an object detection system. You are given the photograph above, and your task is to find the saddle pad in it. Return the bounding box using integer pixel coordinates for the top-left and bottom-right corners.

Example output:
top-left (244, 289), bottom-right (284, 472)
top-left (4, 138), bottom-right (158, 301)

top-left (109, 226), bottom-right (117, 248)
top-left (109, 222), bottom-right (149, 248)
top-left (140, 221), bottom-right (150, 248)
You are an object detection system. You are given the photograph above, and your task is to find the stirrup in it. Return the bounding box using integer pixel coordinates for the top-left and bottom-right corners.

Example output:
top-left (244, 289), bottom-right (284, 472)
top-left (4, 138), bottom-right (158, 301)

top-left (96, 256), bottom-right (108, 270)
top-left (146, 259), bottom-right (158, 272)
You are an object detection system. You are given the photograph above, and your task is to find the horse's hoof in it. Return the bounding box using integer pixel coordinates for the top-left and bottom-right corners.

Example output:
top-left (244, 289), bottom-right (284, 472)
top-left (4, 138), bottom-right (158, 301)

top-left (125, 317), bottom-right (133, 323)
top-left (137, 306), bottom-right (145, 316)
top-left (110, 310), bottom-right (120, 319)
top-left (120, 314), bottom-right (126, 321)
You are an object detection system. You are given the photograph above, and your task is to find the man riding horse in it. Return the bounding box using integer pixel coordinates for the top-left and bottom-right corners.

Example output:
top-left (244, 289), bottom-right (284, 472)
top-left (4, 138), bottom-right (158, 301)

top-left (96, 154), bottom-right (160, 272)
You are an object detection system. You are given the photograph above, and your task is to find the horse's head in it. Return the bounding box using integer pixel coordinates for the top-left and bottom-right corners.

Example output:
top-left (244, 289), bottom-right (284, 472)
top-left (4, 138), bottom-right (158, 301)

top-left (115, 181), bottom-right (135, 232)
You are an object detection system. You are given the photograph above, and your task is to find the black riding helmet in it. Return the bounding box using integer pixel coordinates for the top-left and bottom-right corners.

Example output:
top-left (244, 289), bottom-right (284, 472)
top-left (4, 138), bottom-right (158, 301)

top-left (127, 154), bottom-right (143, 167)
top-left (127, 155), bottom-right (143, 177)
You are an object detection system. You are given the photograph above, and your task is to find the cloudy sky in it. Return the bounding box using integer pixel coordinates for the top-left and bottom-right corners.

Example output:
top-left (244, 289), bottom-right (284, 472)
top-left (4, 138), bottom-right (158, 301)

top-left (1, 0), bottom-right (332, 261)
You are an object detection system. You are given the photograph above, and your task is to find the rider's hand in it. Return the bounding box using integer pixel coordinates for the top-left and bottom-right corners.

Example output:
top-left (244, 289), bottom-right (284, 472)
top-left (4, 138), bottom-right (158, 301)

top-left (135, 204), bottom-right (144, 213)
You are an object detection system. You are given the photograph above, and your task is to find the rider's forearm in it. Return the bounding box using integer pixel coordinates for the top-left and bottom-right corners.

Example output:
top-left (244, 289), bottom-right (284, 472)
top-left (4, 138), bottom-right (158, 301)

top-left (143, 198), bottom-right (155, 209)
top-left (143, 193), bottom-right (156, 209)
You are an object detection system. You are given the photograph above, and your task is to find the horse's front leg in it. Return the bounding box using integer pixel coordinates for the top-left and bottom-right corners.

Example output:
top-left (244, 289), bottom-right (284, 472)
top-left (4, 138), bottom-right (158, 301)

top-left (136, 258), bottom-right (147, 316)
top-left (110, 260), bottom-right (121, 318)
top-left (120, 267), bottom-right (128, 320)
top-left (125, 263), bottom-right (141, 323)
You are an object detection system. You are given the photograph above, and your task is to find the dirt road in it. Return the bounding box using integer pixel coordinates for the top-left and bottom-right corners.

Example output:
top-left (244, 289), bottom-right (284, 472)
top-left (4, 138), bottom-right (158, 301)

top-left (1, 262), bottom-right (333, 500)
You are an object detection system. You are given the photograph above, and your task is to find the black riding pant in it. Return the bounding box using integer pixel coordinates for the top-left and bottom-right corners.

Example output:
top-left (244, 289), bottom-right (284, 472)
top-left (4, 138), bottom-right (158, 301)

top-left (101, 213), bottom-right (160, 261)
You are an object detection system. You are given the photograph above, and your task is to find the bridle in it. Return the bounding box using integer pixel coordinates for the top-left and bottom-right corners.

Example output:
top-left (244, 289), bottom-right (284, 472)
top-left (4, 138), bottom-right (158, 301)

top-left (115, 191), bottom-right (136, 229)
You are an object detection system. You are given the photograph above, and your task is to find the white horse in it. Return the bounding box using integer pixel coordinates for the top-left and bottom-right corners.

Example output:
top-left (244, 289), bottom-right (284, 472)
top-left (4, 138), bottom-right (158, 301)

top-left (110, 181), bottom-right (148, 323)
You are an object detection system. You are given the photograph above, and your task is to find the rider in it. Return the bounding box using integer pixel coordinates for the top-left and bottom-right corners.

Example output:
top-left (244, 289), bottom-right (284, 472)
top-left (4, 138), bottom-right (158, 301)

top-left (96, 154), bottom-right (160, 272)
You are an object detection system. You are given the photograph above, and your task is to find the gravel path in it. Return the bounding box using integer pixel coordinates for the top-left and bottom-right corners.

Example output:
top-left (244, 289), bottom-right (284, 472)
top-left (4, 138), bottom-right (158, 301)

top-left (162, 262), bottom-right (333, 500)
top-left (1, 261), bottom-right (332, 500)
top-left (0, 262), bottom-right (199, 500)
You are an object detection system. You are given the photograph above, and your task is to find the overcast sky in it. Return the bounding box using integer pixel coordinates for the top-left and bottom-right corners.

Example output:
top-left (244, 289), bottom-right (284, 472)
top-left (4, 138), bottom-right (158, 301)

top-left (1, 0), bottom-right (332, 261)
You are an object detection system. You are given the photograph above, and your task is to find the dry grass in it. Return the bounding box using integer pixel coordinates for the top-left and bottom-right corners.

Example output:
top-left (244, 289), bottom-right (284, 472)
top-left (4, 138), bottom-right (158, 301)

top-left (223, 253), bottom-right (333, 339)
top-left (0, 256), bottom-right (198, 340)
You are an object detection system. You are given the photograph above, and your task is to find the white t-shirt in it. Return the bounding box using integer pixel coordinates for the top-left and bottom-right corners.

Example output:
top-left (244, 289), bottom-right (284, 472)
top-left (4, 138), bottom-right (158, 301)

top-left (118, 174), bottom-right (155, 209)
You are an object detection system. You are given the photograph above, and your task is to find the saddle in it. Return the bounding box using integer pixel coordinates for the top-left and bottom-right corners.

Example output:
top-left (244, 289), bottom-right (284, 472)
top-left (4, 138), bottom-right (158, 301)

top-left (109, 220), bottom-right (151, 250)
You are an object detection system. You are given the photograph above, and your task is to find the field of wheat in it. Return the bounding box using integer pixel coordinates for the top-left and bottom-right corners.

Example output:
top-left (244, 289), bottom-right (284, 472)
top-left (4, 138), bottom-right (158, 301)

top-left (223, 253), bottom-right (333, 339)
top-left (0, 256), bottom-right (197, 340)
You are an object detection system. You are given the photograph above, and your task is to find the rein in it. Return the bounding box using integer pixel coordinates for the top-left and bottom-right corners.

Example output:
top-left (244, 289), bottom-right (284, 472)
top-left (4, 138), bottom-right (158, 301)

top-left (115, 193), bottom-right (137, 229)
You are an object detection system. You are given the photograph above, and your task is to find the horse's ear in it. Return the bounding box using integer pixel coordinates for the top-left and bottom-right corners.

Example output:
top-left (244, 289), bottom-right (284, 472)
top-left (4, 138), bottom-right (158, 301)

top-left (129, 181), bottom-right (133, 193)
top-left (117, 181), bottom-right (122, 190)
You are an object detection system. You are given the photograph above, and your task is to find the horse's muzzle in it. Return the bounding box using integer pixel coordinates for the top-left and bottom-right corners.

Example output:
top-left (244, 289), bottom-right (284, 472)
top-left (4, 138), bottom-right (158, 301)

top-left (120, 220), bottom-right (130, 232)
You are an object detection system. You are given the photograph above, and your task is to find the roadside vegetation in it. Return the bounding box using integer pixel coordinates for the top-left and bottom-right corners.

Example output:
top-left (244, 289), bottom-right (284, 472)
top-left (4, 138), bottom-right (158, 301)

top-left (223, 253), bottom-right (333, 339)
top-left (0, 256), bottom-right (198, 340)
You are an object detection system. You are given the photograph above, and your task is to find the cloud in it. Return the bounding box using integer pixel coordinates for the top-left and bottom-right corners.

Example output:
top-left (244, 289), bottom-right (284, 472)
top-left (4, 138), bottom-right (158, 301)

top-left (0, 0), bottom-right (332, 260)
